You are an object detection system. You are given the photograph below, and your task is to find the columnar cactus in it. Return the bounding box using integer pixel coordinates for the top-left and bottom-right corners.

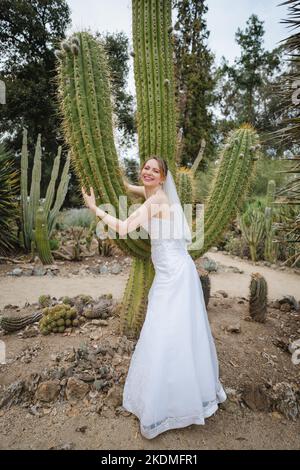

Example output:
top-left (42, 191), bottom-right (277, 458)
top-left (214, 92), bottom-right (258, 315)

top-left (21, 128), bottom-right (71, 263)
top-left (55, 1), bottom-right (260, 339)
top-left (249, 272), bottom-right (268, 323)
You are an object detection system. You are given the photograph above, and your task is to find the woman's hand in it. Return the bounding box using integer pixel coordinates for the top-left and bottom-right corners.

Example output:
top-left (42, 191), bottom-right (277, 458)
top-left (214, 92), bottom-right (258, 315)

top-left (81, 187), bottom-right (97, 213)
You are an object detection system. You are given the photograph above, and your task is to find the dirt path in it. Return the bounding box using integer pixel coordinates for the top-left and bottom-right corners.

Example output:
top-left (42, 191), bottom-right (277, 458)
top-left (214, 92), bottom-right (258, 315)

top-left (0, 251), bottom-right (299, 309)
top-left (206, 251), bottom-right (300, 301)
top-left (0, 274), bottom-right (129, 309)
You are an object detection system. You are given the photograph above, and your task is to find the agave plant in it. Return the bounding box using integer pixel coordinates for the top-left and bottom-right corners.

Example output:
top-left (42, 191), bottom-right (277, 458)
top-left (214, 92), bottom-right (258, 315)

top-left (0, 142), bottom-right (19, 256)
top-left (55, 1), bottom-right (260, 338)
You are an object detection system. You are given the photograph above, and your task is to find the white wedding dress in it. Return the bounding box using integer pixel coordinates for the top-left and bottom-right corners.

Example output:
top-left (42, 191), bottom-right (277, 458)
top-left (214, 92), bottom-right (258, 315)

top-left (122, 216), bottom-right (227, 439)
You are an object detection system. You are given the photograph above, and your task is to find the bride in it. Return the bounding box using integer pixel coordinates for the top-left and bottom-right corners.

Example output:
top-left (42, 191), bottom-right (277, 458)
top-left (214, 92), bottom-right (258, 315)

top-left (82, 156), bottom-right (227, 440)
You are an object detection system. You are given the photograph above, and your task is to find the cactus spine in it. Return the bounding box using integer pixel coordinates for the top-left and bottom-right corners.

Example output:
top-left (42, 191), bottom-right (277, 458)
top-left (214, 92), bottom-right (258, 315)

top-left (55, 1), bottom-right (260, 338)
top-left (249, 272), bottom-right (268, 322)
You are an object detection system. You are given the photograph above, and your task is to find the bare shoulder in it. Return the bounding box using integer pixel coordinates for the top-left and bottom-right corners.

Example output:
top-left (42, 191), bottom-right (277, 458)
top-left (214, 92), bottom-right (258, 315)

top-left (146, 188), bottom-right (168, 204)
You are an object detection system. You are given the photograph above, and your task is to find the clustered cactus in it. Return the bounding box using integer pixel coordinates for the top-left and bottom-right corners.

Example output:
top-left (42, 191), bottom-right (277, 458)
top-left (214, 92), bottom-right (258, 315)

top-left (21, 128), bottom-right (71, 264)
top-left (39, 304), bottom-right (84, 335)
top-left (55, 1), bottom-right (261, 338)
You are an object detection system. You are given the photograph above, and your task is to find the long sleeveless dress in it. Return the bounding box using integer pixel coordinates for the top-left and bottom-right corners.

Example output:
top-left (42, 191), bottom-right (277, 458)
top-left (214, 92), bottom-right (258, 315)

top-left (122, 216), bottom-right (227, 439)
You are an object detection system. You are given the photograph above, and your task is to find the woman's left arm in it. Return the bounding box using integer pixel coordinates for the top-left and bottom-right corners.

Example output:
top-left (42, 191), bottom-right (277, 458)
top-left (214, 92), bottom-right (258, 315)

top-left (82, 187), bottom-right (162, 237)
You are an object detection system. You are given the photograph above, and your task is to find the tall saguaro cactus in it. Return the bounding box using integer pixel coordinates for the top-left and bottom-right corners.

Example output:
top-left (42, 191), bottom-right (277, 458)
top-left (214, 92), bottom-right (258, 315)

top-left (55, 1), bottom-right (260, 339)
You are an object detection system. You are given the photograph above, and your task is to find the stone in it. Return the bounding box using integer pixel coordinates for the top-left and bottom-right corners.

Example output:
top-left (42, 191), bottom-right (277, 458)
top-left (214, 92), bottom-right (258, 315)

top-left (225, 323), bottom-right (241, 333)
top-left (99, 265), bottom-right (109, 274)
top-left (241, 383), bottom-right (271, 412)
top-left (111, 263), bottom-right (122, 274)
top-left (216, 290), bottom-right (228, 298)
top-left (11, 268), bottom-right (23, 277)
top-left (65, 377), bottom-right (89, 401)
top-left (104, 385), bottom-right (123, 409)
top-left (35, 380), bottom-right (60, 403)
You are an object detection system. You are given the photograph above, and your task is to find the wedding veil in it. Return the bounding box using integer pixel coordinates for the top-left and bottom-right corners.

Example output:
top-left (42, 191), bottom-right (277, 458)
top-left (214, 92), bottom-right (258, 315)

top-left (162, 169), bottom-right (192, 248)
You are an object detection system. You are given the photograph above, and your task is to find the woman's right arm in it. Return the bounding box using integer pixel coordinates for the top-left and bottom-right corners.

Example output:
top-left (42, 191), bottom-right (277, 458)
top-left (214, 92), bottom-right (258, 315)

top-left (124, 180), bottom-right (145, 198)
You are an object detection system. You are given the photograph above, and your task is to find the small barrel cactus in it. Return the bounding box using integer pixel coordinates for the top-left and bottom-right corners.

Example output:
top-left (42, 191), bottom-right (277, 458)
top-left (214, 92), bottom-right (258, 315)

top-left (249, 272), bottom-right (268, 323)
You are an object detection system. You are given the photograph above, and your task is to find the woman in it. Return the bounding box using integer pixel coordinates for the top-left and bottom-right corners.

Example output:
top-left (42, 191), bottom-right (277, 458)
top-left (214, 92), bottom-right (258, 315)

top-left (82, 156), bottom-right (227, 440)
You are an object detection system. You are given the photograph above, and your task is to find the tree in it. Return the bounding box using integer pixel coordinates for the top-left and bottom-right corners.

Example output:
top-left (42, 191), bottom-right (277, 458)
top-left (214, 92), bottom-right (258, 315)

top-left (98, 31), bottom-right (136, 148)
top-left (0, 2), bottom-right (136, 207)
top-left (0, 0), bottom-right (71, 155)
top-left (172, 0), bottom-right (217, 168)
top-left (216, 14), bottom-right (283, 140)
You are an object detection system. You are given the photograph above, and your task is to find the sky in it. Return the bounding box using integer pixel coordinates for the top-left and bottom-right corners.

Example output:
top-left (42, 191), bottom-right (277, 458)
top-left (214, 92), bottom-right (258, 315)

top-left (66, 0), bottom-right (290, 96)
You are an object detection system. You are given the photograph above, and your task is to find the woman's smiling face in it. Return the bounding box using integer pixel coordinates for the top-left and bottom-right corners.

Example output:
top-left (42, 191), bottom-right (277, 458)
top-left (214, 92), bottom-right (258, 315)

top-left (140, 158), bottom-right (164, 188)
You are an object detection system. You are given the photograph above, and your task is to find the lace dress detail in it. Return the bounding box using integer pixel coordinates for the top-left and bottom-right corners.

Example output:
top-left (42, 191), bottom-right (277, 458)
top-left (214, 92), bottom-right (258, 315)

top-left (122, 216), bottom-right (227, 439)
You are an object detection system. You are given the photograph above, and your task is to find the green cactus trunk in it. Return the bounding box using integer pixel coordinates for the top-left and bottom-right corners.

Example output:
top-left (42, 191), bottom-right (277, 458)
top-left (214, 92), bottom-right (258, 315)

top-left (34, 204), bottom-right (54, 265)
top-left (190, 125), bottom-right (260, 258)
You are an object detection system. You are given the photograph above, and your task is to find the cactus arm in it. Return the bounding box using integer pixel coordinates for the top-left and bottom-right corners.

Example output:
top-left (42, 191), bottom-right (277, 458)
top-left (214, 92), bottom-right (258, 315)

top-left (48, 152), bottom-right (71, 236)
top-left (190, 125), bottom-right (260, 258)
top-left (28, 134), bottom-right (42, 237)
top-left (20, 128), bottom-right (31, 250)
top-left (34, 204), bottom-right (53, 265)
top-left (44, 146), bottom-right (62, 216)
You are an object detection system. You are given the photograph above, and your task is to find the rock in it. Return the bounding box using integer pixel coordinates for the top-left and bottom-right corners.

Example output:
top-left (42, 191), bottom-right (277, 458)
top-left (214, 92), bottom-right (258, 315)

top-left (33, 266), bottom-right (46, 276)
top-left (201, 257), bottom-right (218, 272)
top-left (111, 263), bottom-right (122, 274)
top-left (65, 377), bottom-right (89, 402)
top-left (22, 325), bottom-right (39, 338)
top-left (93, 379), bottom-right (106, 391)
top-left (35, 380), bottom-right (61, 403)
top-left (99, 265), bottom-right (109, 274)
top-left (89, 332), bottom-right (102, 341)
top-left (75, 426), bottom-right (87, 433)
top-left (0, 380), bottom-right (25, 409)
top-left (23, 268), bottom-right (33, 276)
top-left (11, 268), bottom-right (23, 277)
top-left (49, 442), bottom-right (75, 450)
top-left (104, 385), bottom-right (123, 409)
top-left (269, 382), bottom-right (300, 421)
top-left (280, 303), bottom-right (291, 313)
top-left (288, 339), bottom-right (300, 355)
top-left (278, 295), bottom-right (299, 311)
top-left (269, 300), bottom-right (281, 309)
top-left (225, 323), bottom-right (241, 333)
top-left (216, 290), bottom-right (228, 298)
top-left (241, 383), bottom-right (271, 412)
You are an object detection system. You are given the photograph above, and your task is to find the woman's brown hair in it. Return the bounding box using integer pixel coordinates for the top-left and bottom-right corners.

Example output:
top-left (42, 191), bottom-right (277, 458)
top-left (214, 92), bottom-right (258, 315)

top-left (139, 156), bottom-right (168, 184)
